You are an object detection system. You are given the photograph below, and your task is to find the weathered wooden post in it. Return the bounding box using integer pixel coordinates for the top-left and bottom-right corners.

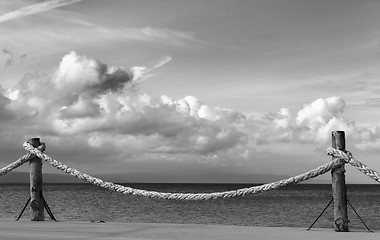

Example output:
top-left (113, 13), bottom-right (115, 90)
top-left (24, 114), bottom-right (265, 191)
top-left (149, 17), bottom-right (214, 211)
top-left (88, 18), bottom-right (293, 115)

top-left (28, 138), bottom-right (45, 221)
top-left (331, 131), bottom-right (349, 231)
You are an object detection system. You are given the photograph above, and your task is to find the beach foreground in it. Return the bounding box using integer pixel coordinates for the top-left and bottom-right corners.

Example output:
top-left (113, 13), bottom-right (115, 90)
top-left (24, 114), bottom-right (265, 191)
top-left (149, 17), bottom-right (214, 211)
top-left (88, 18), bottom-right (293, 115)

top-left (0, 219), bottom-right (378, 240)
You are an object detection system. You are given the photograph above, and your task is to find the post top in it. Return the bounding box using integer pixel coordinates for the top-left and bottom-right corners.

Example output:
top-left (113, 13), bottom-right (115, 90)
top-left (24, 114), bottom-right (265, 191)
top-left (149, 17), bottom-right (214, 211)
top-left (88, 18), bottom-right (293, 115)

top-left (27, 138), bottom-right (41, 148)
top-left (331, 131), bottom-right (345, 150)
top-left (332, 130), bottom-right (345, 134)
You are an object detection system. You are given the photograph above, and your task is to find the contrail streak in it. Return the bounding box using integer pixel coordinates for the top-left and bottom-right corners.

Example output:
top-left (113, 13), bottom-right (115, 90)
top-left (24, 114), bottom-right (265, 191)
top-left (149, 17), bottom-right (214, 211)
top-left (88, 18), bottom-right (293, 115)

top-left (153, 56), bottom-right (172, 69)
top-left (0, 0), bottom-right (83, 23)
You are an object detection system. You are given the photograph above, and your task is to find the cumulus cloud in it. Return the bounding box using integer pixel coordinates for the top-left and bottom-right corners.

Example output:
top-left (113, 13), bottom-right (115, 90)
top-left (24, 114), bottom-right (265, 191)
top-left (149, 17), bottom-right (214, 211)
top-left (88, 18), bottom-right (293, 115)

top-left (52, 51), bottom-right (132, 95)
top-left (1, 52), bottom-right (247, 161)
top-left (4, 51), bottom-right (134, 121)
top-left (294, 96), bottom-right (350, 142)
top-left (259, 97), bottom-right (350, 143)
top-left (296, 96), bottom-right (345, 128)
top-left (2, 51), bottom-right (380, 170)
top-left (257, 96), bottom-right (380, 153)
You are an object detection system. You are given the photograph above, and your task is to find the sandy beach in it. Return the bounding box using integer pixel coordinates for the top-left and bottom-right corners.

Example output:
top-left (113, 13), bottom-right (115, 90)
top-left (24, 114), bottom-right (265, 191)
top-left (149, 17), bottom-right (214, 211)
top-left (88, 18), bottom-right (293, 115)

top-left (0, 218), bottom-right (378, 240)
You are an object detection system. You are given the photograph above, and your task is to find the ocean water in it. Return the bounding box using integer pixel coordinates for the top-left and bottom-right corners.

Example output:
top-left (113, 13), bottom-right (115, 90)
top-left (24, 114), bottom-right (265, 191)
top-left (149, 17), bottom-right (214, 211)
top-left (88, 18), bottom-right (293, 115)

top-left (0, 183), bottom-right (379, 230)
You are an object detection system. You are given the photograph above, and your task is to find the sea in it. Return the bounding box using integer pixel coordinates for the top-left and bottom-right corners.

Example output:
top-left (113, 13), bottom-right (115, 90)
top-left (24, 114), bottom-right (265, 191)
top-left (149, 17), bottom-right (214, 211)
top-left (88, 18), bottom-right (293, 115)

top-left (0, 183), bottom-right (379, 230)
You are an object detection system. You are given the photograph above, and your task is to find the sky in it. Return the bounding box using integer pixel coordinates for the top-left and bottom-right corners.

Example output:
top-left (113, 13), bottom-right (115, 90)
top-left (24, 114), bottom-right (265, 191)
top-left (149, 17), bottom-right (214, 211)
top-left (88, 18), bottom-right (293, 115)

top-left (0, 0), bottom-right (380, 183)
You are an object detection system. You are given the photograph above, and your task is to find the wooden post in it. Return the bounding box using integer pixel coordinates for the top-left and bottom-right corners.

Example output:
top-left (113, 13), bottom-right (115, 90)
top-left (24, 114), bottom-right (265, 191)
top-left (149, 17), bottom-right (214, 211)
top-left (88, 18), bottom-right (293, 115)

top-left (28, 138), bottom-right (44, 221)
top-left (331, 131), bottom-right (348, 231)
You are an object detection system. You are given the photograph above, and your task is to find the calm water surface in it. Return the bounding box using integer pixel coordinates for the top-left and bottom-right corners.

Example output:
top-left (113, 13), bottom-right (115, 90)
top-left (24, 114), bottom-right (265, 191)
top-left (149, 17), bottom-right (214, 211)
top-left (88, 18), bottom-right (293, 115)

top-left (0, 183), bottom-right (379, 230)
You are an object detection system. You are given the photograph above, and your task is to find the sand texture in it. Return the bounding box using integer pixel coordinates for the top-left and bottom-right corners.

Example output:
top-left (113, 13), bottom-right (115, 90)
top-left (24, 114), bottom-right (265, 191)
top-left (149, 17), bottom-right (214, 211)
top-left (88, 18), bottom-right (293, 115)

top-left (0, 219), bottom-right (378, 240)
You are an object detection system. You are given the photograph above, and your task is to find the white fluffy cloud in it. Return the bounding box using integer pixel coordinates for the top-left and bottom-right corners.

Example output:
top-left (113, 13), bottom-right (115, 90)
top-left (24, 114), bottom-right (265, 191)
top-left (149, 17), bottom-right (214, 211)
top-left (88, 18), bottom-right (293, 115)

top-left (0, 52), bottom-right (247, 160)
top-left (1, 52), bottom-right (380, 169)
top-left (258, 96), bottom-right (380, 152)
top-left (296, 97), bottom-right (345, 128)
top-left (294, 96), bottom-right (352, 143)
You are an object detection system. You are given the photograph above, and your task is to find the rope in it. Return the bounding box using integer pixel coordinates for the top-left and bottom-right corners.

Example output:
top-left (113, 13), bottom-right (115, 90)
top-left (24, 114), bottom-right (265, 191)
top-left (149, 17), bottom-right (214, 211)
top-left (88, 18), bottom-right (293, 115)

top-left (327, 147), bottom-right (380, 183)
top-left (23, 142), bottom-right (345, 200)
top-left (0, 154), bottom-right (32, 176)
top-left (0, 143), bottom-right (46, 177)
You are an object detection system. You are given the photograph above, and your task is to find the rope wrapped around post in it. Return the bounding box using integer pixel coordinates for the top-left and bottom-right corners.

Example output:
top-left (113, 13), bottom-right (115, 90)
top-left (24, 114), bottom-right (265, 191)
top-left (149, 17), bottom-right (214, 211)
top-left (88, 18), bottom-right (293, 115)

top-left (327, 147), bottom-right (380, 183)
top-left (23, 141), bottom-right (345, 200)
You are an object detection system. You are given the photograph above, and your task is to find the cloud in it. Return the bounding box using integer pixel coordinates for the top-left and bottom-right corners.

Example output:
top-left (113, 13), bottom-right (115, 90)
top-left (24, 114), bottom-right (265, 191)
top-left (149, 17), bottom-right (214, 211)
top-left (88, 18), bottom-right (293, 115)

top-left (1, 52), bottom-right (246, 161)
top-left (5, 51), bottom-right (134, 119)
top-left (123, 27), bottom-right (203, 46)
top-left (363, 97), bottom-right (380, 107)
top-left (1, 47), bottom-right (28, 68)
top-left (52, 51), bottom-right (132, 95)
top-left (2, 48), bottom-right (11, 54)
top-left (131, 56), bottom-right (172, 82)
top-left (68, 27), bottom-right (203, 47)
top-left (0, 84), bottom-right (11, 119)
top-left (2, 51), bottom-right (380, 171)
top-left (294, 96), bottom-right (349, 142)
top-left (296, 97), bottom-right (345, 127)
top-left (257, 96), bottom-right (380, 153)
top-left (153, 56), bottom-right (172, 69)
top-left (2, 48), bottom-right (13, 68)
top-left (0, 0), bottom-right (84, 23)
top-left (258, 97), bottom-right (355, 144)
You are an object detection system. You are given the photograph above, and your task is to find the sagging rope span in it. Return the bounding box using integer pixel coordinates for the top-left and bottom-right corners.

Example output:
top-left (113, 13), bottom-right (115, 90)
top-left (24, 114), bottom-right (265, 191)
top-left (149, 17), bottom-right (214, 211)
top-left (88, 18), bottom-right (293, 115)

top-left (1, 141), bottom-right (378, 200)
top-left (0, 144), bottom-right (46, 176)
top-left (0, 154), bottom-right (31, 176)
top-left (20, 142), bottom-right (346, 200)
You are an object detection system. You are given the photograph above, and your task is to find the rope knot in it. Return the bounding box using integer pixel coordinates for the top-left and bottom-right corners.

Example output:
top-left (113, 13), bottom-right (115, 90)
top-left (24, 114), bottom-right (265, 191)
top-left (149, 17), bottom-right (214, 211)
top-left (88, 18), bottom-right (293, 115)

top-left (326, 147), bottom-right (352, 163)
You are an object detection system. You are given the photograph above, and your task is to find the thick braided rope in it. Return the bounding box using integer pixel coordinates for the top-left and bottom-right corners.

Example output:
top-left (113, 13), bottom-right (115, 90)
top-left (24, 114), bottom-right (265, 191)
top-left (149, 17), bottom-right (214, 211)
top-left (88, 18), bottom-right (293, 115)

top-left (327, 147), bottom-right (380, 183)
top-left (0, 143), bottom-right (47, 177)
top-left (23, 142), bottom-right (344, 200)
top-left (0, 154), bottom-right (32, 176)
